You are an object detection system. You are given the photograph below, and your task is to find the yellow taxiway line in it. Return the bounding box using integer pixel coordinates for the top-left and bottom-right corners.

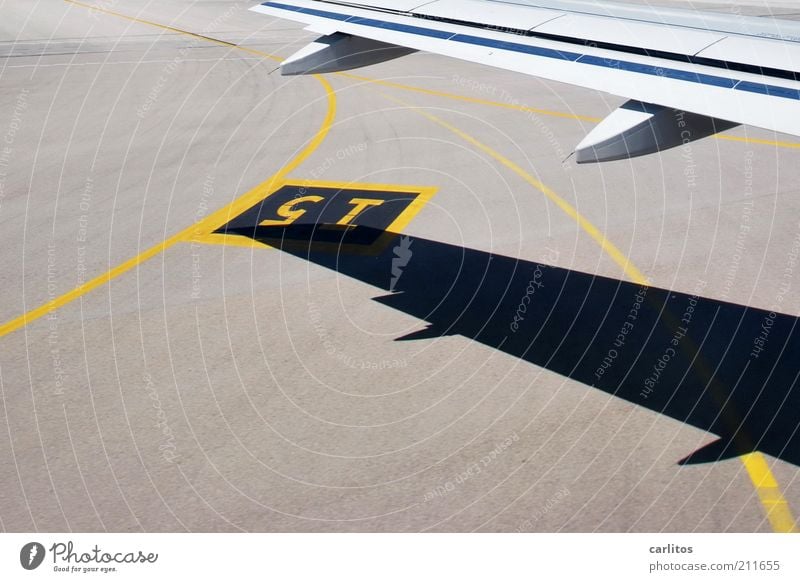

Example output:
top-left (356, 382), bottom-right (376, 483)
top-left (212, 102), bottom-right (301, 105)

top-left (0, 3), bottom-right (337, 339)
top-left (339, 72), bottom-right (602, 123)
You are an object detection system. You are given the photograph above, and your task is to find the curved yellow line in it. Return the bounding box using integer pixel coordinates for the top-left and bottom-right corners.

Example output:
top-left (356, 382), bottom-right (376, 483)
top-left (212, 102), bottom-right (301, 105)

top-left (181, 74), bottom-right (337, 240)
top-left (0, 6), bottom-right (338, 339)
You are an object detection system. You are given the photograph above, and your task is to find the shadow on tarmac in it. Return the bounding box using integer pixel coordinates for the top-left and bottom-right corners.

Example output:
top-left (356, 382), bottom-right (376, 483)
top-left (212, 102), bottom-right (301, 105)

top-left (227, 223), bottom-right (800, 467)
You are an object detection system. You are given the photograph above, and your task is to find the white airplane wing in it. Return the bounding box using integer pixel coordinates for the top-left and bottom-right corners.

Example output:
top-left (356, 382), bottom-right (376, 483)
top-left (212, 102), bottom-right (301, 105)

top-left (250, 0), bottom-right (800, 162)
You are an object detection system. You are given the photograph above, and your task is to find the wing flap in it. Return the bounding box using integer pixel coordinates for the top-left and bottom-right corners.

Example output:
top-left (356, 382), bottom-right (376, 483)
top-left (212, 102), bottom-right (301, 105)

top-left (533, 13), bottom-right (725, 56)
top-left (478, 0), bottom-right (800, 41)
top-left (327, 0), bottom-right (429, 11)
top-left (412, 0), bottom-right (563, 31)
top-left (697, 36), bottom-right (800, 78)
top-left (281, 32), bottom-right (416, 74)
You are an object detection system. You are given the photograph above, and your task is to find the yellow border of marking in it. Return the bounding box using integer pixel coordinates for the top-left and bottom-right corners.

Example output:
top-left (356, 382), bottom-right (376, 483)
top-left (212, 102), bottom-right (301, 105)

top-left (191, 233), bottom-right (273, 251)
top-left (0, 5), bottom-right (337, 340)
top-left (191, 179), bottom-right (437, 255)
top-left (380, 92), bottom-right (797, 533)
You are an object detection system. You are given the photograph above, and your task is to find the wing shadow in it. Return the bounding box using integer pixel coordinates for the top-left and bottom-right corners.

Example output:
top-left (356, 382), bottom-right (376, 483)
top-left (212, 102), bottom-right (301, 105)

top-left (246, 226), bottom-right (800, 466)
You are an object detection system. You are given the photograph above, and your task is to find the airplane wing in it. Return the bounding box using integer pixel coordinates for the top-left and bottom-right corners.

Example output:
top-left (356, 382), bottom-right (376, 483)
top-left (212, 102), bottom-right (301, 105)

top-left (250, 0), bottom-right (800, 162)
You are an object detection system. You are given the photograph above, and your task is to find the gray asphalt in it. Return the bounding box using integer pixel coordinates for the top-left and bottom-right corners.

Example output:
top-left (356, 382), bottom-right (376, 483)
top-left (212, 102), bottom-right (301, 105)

top-left (1, 0), bottom-right (799, 532)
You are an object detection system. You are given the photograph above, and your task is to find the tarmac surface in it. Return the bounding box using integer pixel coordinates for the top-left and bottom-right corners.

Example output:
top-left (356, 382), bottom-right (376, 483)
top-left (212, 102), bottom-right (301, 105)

top-left (1, 0), bottom-right (800, 532)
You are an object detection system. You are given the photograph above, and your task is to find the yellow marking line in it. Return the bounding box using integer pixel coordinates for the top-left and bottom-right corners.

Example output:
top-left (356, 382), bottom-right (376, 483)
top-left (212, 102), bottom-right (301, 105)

top-left (343, 72), bottom-right (800, 151)
top-left (382, 93), bottom-right (797, 532)
top-left (382, 93), bottom-right (649, 285)
top-left (714, 134), bottom-right (800, 149)
top-left (340, 72), bottom-right (601, 123)
top-left (0, 4), bottom-right (337, 340)
top-left (741, 453), bottom-right (798, 533)
top-left (0, 234), bottom-right (180, 338)
top-left (64, 0), bottom-right (279, 61)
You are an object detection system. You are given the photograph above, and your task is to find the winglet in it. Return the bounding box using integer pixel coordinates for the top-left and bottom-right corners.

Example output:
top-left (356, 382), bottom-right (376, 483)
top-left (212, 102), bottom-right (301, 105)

top-left (678, 437), bottom-right (751, 465)
top-left (394, 326), bottom-right (445, 342)
top-left (575, 100), bottom-right (738, 163)
top-left (280, 32), bottom-right (416, 75)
